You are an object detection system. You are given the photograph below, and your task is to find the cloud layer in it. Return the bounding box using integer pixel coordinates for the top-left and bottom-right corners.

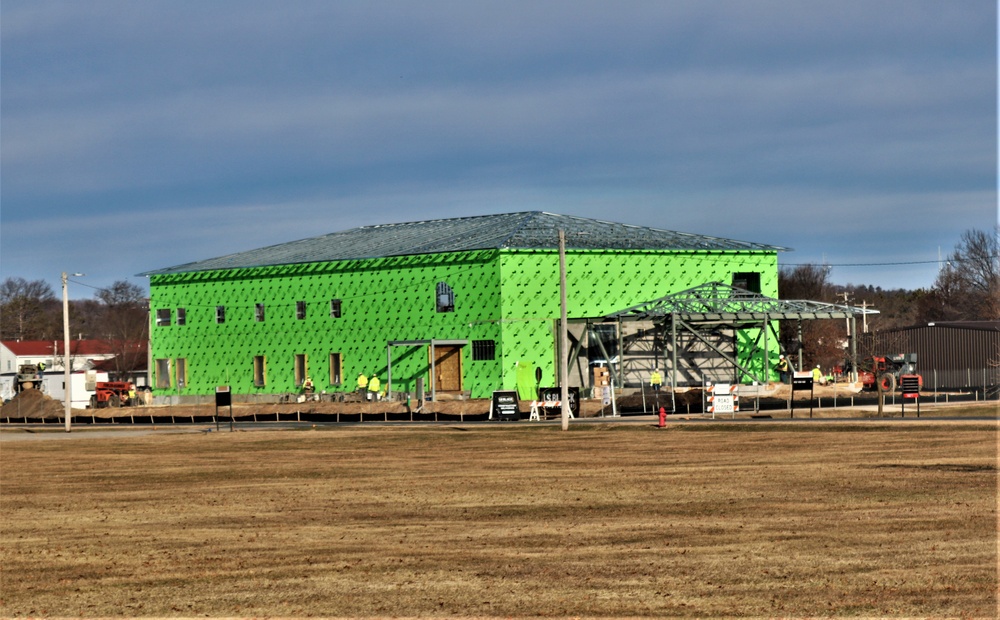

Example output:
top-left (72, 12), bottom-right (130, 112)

top-left (1, 0), bottom-right (996, 294)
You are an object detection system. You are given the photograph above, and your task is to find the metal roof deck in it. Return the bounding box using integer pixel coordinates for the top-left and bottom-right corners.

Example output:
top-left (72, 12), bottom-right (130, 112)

top-left (142, 211), bottom-right (789, 276)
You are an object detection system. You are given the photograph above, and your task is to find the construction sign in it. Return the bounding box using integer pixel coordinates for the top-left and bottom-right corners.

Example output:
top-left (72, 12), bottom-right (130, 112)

top-left (705, 382), bottom-right (739, 417)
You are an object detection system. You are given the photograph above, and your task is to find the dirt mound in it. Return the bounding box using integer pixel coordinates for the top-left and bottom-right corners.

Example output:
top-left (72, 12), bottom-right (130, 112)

top-left (1, 389), bottom-right (67, 420)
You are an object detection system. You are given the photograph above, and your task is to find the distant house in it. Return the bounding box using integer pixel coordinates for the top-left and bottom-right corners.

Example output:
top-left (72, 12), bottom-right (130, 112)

top-left (0, 340), bottom-right (148, 400)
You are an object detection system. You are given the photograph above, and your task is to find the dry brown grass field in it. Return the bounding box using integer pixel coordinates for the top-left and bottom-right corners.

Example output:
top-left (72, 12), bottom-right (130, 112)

top-left (1, 421), bottom-right (996, 618)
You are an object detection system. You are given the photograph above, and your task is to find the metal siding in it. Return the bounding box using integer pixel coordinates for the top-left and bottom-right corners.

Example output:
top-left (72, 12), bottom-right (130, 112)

top-left (862, 323), bottom-right (1000, 389)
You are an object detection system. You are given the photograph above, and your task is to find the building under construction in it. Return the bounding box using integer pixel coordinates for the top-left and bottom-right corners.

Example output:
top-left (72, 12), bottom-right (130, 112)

top-left (144, 211), bottom-right (863, 403)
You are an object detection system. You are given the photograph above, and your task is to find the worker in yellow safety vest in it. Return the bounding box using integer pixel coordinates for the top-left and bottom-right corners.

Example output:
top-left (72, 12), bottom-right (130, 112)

top-left (649, 368), bottom-right (662, 391)
top-left (356, 373), bottom-right (368, 394)
top-left (368, 375), bottom-right (381, 401)
top-left (812, 365), bottom-right (823, 384)
top-left (776, 355), bottom-right (790, 384)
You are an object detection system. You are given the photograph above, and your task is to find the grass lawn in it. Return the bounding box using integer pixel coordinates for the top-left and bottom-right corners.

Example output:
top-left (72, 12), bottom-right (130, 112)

top-left (1, 421), bottom-right (996, 617)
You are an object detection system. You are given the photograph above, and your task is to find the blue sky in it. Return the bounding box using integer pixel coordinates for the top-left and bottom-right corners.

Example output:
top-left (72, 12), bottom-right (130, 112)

top-left (1, 1), bottom-right (996, 298)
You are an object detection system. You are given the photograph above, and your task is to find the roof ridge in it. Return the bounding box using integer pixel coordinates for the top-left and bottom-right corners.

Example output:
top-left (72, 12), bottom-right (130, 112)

top-left (496, 212), bottom-right (542, 248)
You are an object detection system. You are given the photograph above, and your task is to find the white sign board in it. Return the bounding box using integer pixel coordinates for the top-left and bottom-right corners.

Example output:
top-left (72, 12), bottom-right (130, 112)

top-left (712, 393), bottom-right (735, 414)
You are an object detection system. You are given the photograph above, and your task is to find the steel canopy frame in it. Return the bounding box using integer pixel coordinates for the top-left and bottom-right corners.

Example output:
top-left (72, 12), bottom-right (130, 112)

top-left (604, 282), bottom-right (879, 411)
top-left (386, 339), bottom-right (468, 402)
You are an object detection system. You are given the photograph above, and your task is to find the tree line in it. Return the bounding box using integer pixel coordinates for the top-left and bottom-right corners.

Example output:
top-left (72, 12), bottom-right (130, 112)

top-left (2, 227), bottom-right (996, 382)
top-left (779, 227), bottom-right (1000, 372)
top-left (0, 278), bottom-right (148, 380)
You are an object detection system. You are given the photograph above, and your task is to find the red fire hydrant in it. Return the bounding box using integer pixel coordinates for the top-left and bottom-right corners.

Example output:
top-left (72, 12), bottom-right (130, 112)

top-left (658, 407), bottom-right (667, 428)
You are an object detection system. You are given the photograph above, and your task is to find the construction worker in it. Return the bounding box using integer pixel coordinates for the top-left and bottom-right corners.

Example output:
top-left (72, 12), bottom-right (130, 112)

top-left (368, 374), bottom-right (380, 401)
top-left (356, 373), bottom-right (368, 394)
top-left (649, 368), bottom-right (662, 391)
top-left (302, 376), bottom-right (314, 394)
top-left (776, 355), bottom-right (790, 384)
top-left (812, 365), bottom-right (823, 385)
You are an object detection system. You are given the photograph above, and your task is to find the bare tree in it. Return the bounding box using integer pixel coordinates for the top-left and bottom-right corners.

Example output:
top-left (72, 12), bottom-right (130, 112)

top-left (778, 265), bottom-right (843, 371)
top-left (929, 227), bottom-right (1000, 321)
top-left (0, 277), bottom-right (59, 340)
top-left (95, 280), bottom-right (149, 380)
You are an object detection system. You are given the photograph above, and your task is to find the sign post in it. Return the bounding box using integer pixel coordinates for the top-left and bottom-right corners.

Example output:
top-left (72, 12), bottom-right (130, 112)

top-left (790, 372), bottom-right (814, 418)
top-left (900, 374), bottom-right (921, 418)
top-left (490, 390), bottom-right (521, 421)
top-left (215, 386), bottom-right (233, 431)
top-left (704, 382), bottom-right (739, 419)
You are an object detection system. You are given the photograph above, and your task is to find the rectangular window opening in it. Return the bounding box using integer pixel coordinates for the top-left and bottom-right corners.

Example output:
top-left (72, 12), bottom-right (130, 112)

top-left (155, 309), bottom-right (171, 327)
top-left (587, 324), bottom-right (619, 366)
top-left (176, 358), bottom-right (187, 389)
top-left (330, 299), bottom-right (342, 318)
top-left (732, 272), bottom-right (762, 294)
top-left (294, 354), bottom-right (307, 386)
top-left (176, 307), bottom-right (186, 326)
top-left (253, 356), bottom-right (266, 387)
top-left (255, 303), bottom-right (265, 322)
top-left (436, 282), bottom-right (455, 313)
top-left (472, 340), bottom-right (496, 361)
top-left (155, 358), bottom-right (171, 389)
top-left (329, 353), bottom-right (342, 386)
top-left (216, 305), bottom-right (226, 324)
top-left (296, 301), bottom-right (306, 320)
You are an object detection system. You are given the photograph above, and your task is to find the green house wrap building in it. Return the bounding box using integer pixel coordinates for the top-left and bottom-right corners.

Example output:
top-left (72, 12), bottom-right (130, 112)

top-left (143, 212), bottom-right (784, 402)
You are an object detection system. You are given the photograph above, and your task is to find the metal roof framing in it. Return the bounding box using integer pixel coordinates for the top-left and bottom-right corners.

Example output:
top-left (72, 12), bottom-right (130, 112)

top-left (142, 212), bottom-right (789, 276)
top-left (569, 282), bottom-right (881, 411)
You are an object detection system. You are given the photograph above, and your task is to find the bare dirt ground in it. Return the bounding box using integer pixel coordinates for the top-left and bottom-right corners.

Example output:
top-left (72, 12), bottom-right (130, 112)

top-left (0, 421), bottom-right (996, 618)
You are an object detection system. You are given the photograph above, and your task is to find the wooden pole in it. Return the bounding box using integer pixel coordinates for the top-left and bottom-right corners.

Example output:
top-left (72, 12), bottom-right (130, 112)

top-left (559, 230), bottom-right (570, 431)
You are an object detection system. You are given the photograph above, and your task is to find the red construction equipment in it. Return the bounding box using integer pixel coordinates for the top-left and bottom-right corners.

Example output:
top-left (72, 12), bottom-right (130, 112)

top-left (90, 381), bottom-right (137, 408)
top-left (858, 354), bottom-right (921, 392)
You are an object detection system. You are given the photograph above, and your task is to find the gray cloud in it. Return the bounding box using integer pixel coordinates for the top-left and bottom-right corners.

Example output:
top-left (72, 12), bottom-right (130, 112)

top-left (1, 0), bottom-right (995, 294)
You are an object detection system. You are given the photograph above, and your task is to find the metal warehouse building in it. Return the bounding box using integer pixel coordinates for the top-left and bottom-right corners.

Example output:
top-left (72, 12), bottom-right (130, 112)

top-left (142, 212), bottom-right (788, 402)
top-left (860, 321), bottom-right (1000, 392)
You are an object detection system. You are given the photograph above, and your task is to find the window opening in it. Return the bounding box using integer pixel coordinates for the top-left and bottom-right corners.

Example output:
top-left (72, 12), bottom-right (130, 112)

top-left (176, 358), bottom-right (187, 389)
top-left (294, 354), bottom-right (307, 386)
top-left (155, 358), bottom-right (171, 389)
top-left (329, 353), bottom-right (342, 385)
top-left (732, 272), bottom-right (762, 294)
top-left (472, 340), bottom-right (496, 361)
top-left (253, 356), bottom-right (266, 387)
top-left (436, 282), bottom-right (455, 313)
top-left (176, 308), bottom-right (186, 326)
top-left (330, 299), bottom-right (342, 318)
top-left (216, 306), bottom-right (226, 324)
top-left (155, 309), bottom-right (171, 327)
top-left (296, 301), bottom-right (306, 320)
top-left (587, 324), bottom-right (619, 366)
top-left (255, 303), bottom-right (265, 322)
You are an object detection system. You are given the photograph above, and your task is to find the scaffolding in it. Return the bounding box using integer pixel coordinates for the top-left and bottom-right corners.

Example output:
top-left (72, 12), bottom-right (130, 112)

top-left (565, 282), bottom-right (879, 412)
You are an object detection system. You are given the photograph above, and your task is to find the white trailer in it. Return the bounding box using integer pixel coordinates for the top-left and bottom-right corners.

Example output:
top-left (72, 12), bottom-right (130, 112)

top-left (42, 371), bottom-right (109, 409)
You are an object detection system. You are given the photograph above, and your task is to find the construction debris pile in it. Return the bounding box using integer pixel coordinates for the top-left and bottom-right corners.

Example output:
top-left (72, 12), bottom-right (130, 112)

top-left (1, 389), bottom-right (73, 420)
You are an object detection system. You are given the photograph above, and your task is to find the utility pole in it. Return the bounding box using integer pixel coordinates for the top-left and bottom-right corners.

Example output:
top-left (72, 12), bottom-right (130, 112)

top-left (860, 300), bottom-right (869, 333)
top-left (559, 230), bottom-right (570, 431)
top-left (838, 291), bottom-right (852, 337)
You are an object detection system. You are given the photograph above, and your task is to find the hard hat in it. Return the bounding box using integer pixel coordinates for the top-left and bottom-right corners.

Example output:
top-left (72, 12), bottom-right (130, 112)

top-left (815, 365), bottom-right (820, 368)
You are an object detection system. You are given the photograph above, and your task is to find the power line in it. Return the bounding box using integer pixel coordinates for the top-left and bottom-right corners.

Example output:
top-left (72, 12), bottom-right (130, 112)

top-left (781, 254), bottom-right (999, 268)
